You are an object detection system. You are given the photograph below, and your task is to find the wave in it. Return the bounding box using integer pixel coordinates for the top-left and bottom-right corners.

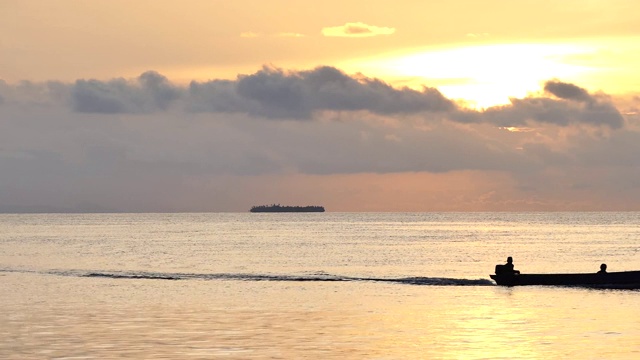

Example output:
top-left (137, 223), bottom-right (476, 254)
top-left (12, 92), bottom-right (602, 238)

top-left (0, 268), bottom-right (494, 286)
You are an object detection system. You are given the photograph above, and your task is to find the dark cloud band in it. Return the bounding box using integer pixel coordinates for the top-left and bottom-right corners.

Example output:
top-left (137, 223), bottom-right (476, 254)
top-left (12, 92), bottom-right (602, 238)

top-left (0, 67), bottom-right (626, 128)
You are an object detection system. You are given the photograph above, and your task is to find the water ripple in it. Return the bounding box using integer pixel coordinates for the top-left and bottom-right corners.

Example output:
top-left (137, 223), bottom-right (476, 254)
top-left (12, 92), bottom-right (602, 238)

top-left (0, 268), bottom-right (493, 286)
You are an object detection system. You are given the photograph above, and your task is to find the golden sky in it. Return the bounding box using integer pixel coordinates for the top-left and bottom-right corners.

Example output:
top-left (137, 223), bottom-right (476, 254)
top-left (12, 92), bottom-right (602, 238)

top-left (1, 0), bottom-right (640, 212)
top-left (3, 0), bottom-right (640, 106)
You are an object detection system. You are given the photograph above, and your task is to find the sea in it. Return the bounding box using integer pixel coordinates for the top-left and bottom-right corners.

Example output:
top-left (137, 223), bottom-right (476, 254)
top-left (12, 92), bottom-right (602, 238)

top-left (1, 212), bottom-right (639, 359)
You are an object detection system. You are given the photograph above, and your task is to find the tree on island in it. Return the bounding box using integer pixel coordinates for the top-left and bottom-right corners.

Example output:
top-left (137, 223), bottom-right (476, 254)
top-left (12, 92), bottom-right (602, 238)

top-left (249, 204), bottom-right (325, 212)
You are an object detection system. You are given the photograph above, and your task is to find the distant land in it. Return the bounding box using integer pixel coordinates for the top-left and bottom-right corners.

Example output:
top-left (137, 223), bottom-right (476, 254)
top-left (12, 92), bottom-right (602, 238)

top-left (249, 204), bottom-right (325, 213)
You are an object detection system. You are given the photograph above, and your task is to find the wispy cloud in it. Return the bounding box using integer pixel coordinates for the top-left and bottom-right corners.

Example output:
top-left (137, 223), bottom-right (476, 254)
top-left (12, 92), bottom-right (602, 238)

top-left (321, 22), bottom-right (395, 38)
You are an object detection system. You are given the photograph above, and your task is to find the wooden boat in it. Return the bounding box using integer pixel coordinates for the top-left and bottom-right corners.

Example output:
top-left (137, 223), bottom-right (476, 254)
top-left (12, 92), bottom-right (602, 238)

top-left (490, 270), bottom-right (640, 288)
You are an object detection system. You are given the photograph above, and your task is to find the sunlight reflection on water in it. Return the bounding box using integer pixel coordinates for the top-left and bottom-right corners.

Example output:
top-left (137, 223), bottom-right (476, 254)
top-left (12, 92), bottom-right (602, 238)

top-left (2, 274), bottom-right (640, 359)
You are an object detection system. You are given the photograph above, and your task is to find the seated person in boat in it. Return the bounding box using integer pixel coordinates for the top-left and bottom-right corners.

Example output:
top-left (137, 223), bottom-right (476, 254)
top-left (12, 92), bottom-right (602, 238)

top-left (495, 256), bottom-right (520, 275)
top-left (597, 263), bottom-right (607, 274)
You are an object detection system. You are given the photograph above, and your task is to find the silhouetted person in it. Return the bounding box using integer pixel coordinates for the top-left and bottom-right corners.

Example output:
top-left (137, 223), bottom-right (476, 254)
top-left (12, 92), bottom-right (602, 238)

top-left (504, 257), bottom-right (520, 274)
top-left (495, 256), bottom-right (520, 275)
top-left (598, 263), bottom-right (607, 274)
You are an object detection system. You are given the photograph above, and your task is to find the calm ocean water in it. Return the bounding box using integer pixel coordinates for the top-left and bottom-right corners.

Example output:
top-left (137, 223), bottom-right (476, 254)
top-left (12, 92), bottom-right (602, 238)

top-left (1, 212), bottom-right (639, 359)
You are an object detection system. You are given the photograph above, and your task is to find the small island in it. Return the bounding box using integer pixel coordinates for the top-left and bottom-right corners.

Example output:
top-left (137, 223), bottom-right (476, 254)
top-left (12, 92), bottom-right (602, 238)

top-left (249, 204), bottom-right (325, 213)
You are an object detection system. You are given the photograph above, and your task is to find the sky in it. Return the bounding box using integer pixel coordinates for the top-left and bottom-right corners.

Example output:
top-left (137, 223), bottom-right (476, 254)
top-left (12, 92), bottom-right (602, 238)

top-left (1, 0), bottom-right (640, 212)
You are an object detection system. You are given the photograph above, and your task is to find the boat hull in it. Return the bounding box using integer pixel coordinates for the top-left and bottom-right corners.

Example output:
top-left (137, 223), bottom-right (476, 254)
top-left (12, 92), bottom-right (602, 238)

top-left (490, 270), bottom-right (640, 288)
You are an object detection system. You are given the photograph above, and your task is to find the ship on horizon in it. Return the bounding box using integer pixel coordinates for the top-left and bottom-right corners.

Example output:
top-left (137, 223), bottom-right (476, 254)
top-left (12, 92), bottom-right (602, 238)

top-left (249, 204), bottom-right (325, 213)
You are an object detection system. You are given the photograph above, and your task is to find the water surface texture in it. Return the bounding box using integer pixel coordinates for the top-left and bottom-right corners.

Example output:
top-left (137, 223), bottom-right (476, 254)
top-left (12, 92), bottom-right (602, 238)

top-left (1, 212), bottom-right (639, 359)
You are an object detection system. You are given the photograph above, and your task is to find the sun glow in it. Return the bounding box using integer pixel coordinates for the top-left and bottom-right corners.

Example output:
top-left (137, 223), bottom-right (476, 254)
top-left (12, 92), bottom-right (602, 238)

top-left (344, 43), bottom-right (597, 109)
top-left (500, 127), bottom-right (535, 133)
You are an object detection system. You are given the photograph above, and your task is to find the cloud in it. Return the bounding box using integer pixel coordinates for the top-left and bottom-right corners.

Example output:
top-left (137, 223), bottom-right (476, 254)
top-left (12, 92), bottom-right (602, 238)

top-left (0, 79), bottom-right (69, 106)
top-left (544, 80), bottom-right (592, 103)
top-left (1, 67), bottom-right (640, 212)
top-left (71, 71), bottom-right (181, 113)
top-left (53, 65), bottom-right (445, 119)
top-left (453, 81), bottom-right (624, 129)
top-left (321, 22), bottom-right (395, 37)
top-left (0, 67), bottom-right (625, 131)
top-left (188, 66), bottom-right (455, 118)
